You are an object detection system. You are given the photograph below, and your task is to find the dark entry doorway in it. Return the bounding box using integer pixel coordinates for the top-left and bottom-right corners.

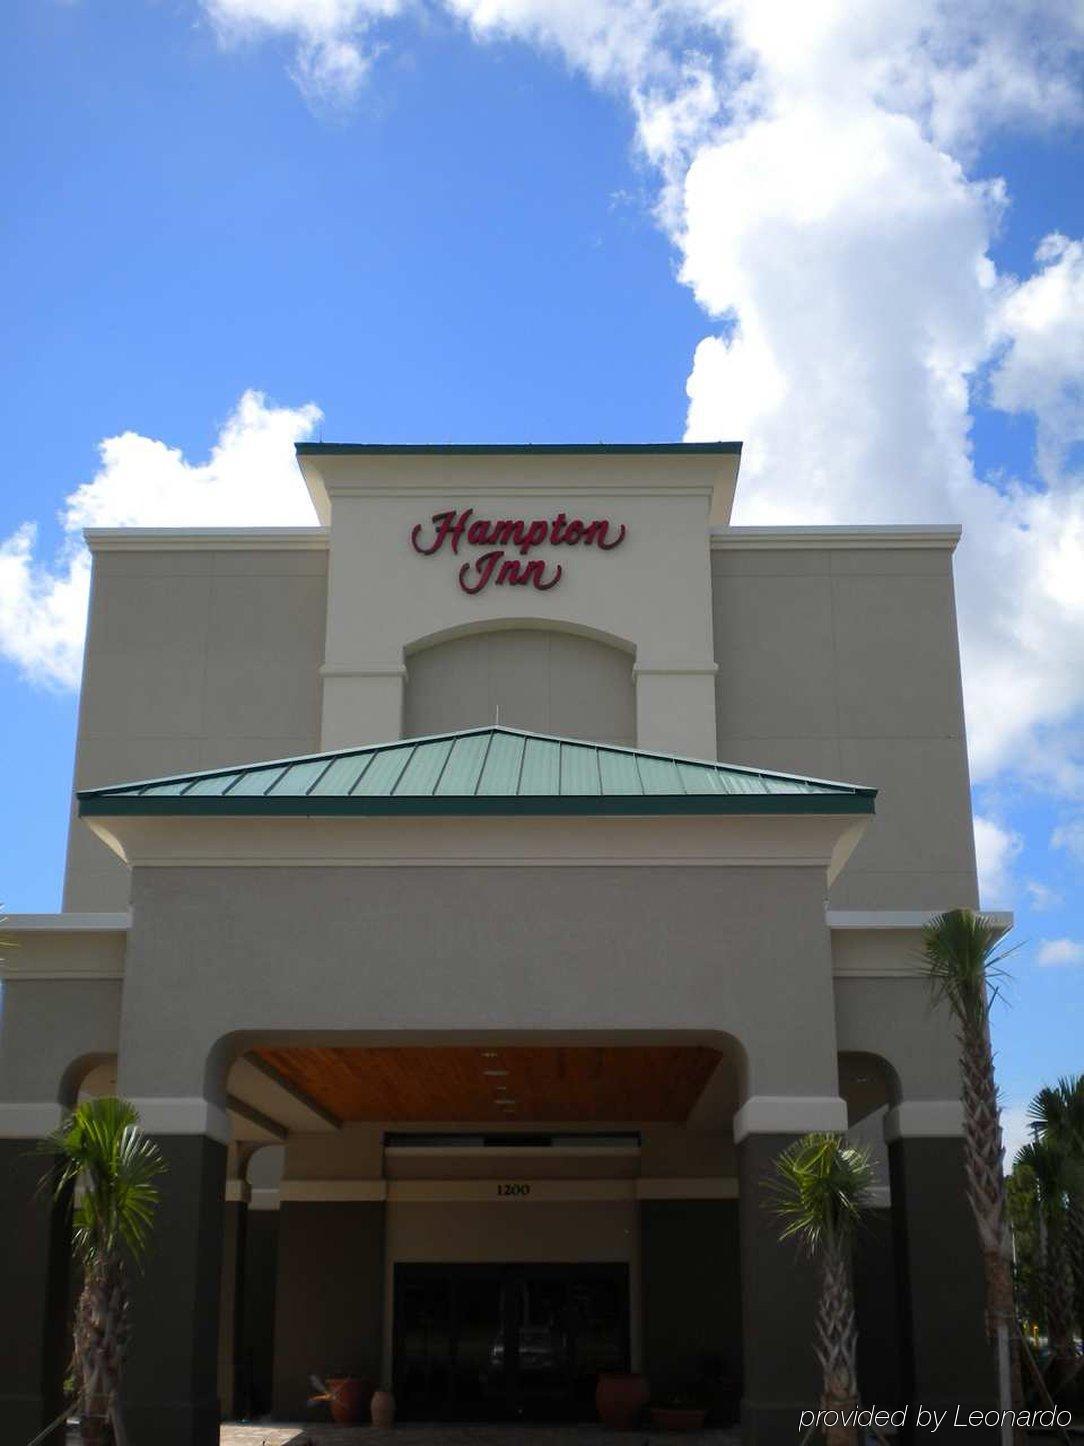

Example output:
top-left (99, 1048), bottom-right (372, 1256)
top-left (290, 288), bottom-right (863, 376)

top-left (393, 1263), bottom-right (630, 1421)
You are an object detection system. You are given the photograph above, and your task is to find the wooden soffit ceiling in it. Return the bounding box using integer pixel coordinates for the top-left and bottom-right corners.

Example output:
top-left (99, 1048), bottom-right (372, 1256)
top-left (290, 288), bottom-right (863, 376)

top-left (253, 1045), bottom-right (722, 1124)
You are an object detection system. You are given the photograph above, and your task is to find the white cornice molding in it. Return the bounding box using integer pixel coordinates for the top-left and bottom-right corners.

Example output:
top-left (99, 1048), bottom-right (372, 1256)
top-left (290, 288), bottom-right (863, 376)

top-left (319, 662), bottom-right (409, 678)
top-left (1, 913), bottom-right (129, 982)
top-left (711, 525), bottom-right (962, 551)
top-left (3, 912), bottom-right (131, 932)
top-left (83, 528), bottom-right (328, 552)
top-left (884, 1101), bottom-right (964, 1141)
top-left (1, 967), bottom-right (124, 982)
top-left (733, 1094), bottom-right (848, 1143)
top-left (631, 660), bottom-right (719, 677)
top-left (828, 910), bottom-right (1013, 933)
top-left (84, 812), bottom-right (866, 880)
top-left (0, 1101), bottom-right (64, 1138)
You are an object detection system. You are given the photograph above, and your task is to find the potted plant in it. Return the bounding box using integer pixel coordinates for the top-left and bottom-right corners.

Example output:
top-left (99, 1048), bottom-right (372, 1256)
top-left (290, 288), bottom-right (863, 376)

top-left (307, 1373), bottom-right (373, 1424)
top-left (370, 1385), bottom-right (396, 1428)
top-left (595, 1370), bottom-right (649, 1428)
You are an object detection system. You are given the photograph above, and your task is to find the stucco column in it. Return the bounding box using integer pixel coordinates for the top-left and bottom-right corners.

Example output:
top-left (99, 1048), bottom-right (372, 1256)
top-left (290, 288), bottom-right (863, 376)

top-left (735, 1095), bottom-right (849, 1446)
top-left (0, 1105), bottom-right (71, 1446)
top-left (885, 1103), bottom-right (997, 1442)
top-left (122, 1099), bottom-right (229, 1446)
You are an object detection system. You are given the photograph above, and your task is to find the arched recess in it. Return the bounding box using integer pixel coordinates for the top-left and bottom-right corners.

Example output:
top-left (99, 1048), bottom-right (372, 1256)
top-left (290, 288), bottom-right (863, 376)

top-left (838, 1050), bottom-right (900, 1126)
top-left (62, 1053), bottom-right (118, 1109)
top-left (402, 621), bottom-right (637, 745)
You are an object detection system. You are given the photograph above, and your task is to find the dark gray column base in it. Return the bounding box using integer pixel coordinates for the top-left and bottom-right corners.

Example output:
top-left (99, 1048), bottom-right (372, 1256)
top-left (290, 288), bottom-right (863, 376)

top-left (889, 1135), bottom-right (998, 1446)
top-left (0, 1141), bottom-right (71, 1446)
top-left (124, 1134), bottom-right (226, 1446)
top-left (0, 1394), bottom-right (64, 1446)
top-left (738, 1133), bottom-right (821, 1446)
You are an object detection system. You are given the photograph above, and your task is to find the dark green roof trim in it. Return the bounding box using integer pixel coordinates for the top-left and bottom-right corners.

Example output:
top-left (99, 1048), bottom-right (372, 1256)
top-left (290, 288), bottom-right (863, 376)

top-left (78, 726), bottom-right (874, 821)
top-left (80, 792), bottom-right (872, 819)
top-left (296, 442), bottom-right (742, 457)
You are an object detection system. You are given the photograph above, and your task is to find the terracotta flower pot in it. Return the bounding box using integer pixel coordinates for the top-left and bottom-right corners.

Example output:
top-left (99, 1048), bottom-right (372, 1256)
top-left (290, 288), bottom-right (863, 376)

top-left (596, 1371), bottom-right (649, 1429)
top-left (325, 1376), bottom-right (371, 1425)
top-left (649, 1405), bottom-right (708, 1432)
top-left (371, 1387), bottom-right (396, 1428)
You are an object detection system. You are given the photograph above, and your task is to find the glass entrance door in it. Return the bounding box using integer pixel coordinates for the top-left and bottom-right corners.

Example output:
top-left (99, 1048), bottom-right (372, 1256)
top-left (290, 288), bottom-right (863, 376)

top-left (393, 1263), bottom-right (629, 1421)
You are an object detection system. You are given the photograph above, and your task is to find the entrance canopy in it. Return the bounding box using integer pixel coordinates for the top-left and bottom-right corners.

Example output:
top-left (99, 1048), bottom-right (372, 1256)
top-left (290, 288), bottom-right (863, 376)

top-left (78, 725), bottom-right (876, 819)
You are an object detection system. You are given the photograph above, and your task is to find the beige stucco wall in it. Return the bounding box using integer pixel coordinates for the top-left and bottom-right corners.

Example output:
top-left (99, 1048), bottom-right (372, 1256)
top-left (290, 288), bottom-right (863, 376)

top-left (115, 861), bottom-right (839, 1103)
top-left (711, 542), bottom-right (977, 911)
top-left (403, 627), bottom-right (636, 744)
top-left (0, 977), bottom-right (121, 1104)
top-left (63, 540), bottom-right (328, 911)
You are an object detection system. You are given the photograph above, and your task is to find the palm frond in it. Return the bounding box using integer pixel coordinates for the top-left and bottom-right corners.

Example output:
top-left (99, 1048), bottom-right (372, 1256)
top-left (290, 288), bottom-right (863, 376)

top-left (39, 1097), bottom-right (165, 1263)
top-left (1029, 1075), bottom-right (1084, 1154)
top-left (769, 1132), bottom-right (874, 1256)
top-left (1014, 1136), bottom-right (1072, 1210)
top-left (919, 909), bottom-right (1016, 1024)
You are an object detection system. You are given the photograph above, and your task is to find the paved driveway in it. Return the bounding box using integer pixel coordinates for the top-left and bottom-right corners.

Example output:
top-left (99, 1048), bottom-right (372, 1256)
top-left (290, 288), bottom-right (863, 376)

top-left (220, 1425), bottom-right (739, 1446)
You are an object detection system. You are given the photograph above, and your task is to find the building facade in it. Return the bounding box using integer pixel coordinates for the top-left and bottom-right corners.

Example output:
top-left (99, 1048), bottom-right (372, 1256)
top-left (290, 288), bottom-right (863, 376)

top-left (2, 443), bottom-right (998, 1445)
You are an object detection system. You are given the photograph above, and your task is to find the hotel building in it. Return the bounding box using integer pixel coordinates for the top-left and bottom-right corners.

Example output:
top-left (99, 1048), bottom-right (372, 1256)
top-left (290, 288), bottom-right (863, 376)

top-left (1, 443), bottom-right (997, 1444)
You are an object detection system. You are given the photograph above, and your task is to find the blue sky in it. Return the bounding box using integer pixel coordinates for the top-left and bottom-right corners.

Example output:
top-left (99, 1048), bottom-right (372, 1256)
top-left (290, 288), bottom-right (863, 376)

top-left (1, 0), bottom-right (1081, 1149)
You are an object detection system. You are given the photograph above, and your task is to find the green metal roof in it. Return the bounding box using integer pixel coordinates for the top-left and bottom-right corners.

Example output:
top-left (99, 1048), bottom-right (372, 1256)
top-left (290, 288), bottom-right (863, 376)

top-left (296, 442), bottom-right (741, 457)
top-left (78, 727), bottom-right (875, 819)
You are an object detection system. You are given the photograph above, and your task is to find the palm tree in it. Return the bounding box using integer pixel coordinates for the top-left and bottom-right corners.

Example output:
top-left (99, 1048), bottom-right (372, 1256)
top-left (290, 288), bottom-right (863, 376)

top-left (920, 909), bottom-right (1023, 1441)
top-left (1014, 1135), bottom-right (1077, 1383)
top-left (41, 1097), bottom-right (165, 1445)
top-left (1029, 1076), bottom-right (1084, 1347)
top-left (771, 1132), bottom-right (873, 1446)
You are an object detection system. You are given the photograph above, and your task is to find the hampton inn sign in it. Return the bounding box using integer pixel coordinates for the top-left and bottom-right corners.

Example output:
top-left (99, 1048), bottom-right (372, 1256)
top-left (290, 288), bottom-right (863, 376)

top-left (411, 505), bottom-right (627, 592)
top-left (2, 439), bottom-right (1001, 1446)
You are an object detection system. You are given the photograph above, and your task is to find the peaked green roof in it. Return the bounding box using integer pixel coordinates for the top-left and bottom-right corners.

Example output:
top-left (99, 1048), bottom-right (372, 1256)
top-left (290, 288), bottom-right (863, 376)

top-left (78, 728), bottom-right (875, 819)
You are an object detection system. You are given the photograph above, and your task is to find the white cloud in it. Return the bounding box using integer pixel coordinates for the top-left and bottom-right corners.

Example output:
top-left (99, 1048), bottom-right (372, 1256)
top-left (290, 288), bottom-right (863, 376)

top-left (992, 235), bottom-right (1084, 488)
top-left (1052, 819), bottom-right (1084, 864)
top-left (201, 0), bottom-right (402, 106)
top-left (1036, 937), bottom-right (1084, 967)
top-left (372, 0), bottom-right (1084, 790)
top-left (973, 815), bottom-right (1023, 905)
top-left (1000, 1102), bottom-right (1031, 1167)
top-left (1025, 879), bottom-right (1062, 912)
top-left (0, 391), bottom-right (320, 689)
top-left (13, 1), bottom-right (1084, 812)
top-left (0, 528), bottom-right (91, 691)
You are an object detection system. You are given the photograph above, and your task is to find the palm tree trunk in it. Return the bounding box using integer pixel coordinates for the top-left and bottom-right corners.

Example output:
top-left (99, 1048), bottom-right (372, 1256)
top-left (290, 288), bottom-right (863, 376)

top-left (75, 1253), bottom-right (129, 1445)
top-left (959, 1013), bottom-right (1025, 1446)
top-left (815, 1237), bottom-right (859, 1446)
top-left (1067, 1192), bottom-right (1084, 1342)
top-left (1045, 1215), bottom-right (1077, 1388)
